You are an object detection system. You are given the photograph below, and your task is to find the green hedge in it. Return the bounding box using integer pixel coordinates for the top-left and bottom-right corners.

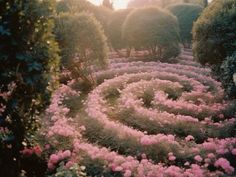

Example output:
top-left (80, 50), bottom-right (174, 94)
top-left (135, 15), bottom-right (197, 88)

top-left (122, 7), bottom-right (180, 60)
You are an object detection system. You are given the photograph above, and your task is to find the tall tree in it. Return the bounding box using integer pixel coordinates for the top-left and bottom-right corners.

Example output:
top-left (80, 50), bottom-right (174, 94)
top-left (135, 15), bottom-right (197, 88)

top-left (102, 0), bottom-right (113, 10)
top-left (0, 0), bottom-right (60, 176)
top-left (203, 0), bottom-right (208, 7)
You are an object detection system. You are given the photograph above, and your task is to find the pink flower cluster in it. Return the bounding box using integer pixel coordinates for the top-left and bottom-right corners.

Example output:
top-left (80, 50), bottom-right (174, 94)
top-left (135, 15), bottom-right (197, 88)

top-left (48, 150), bottom-right (72, 170)
top-left (21, 146), bottom-right (42, 157)
top-left (214, 158), bottom-right (234, 174)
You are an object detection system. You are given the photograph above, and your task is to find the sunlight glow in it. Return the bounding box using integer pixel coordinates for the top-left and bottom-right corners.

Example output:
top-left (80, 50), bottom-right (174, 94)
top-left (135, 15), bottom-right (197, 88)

top-left (88, 0), bottom-right (129, 9)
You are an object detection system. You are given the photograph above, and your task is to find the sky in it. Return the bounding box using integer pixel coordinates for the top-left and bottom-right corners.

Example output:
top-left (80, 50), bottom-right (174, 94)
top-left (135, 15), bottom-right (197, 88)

top-left (88, 0), bottom-right (213, 10)
top-left (88, 0), bottom-right (129, 9)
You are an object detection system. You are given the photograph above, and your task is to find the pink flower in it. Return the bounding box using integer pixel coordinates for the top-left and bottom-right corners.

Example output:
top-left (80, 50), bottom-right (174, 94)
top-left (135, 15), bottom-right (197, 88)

top-left (65, 161), bottom-right (74, 169)
top-left (141, 153), bottom-right (147, 159)
top-left (49, 154), bottom-right (59, 164)
top-left (47, 162), bottom-right (55, 170)
top-left (45, 144), bottom-right (50, 150)
top-left (218, 114), bottom-right (224, 119)
top-left (114, 166), bottom-right (123, 171)
top-left (168, 155), bottom-right (176, 161)
top-left (21, 148), bottom-right (33, 157)
top-left (231, 148), bottom-right (236, 155)
top-left (124, 170), bottom-right (132, 177)
top-left (33, 146), bottom-right (42, 156)
top-left (214, 158), bottom-right (234, 174)
top-left (62, 150), bottom-right (71, 158)
top-left (185, 135), bottom-right (194, 141)
top-left (168, 152), bottom-right (176, 161)
top-left (194, 155), bottom-right (203, 162)
top-left (207, 153), bottom-right (215, 159)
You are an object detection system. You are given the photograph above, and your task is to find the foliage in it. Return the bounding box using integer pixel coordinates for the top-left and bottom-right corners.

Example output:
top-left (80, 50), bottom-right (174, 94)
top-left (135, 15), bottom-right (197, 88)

top-left (56, 0), bottom-right (94, 14)
top-left (47, 162), bottom-right (87, 177)
top-left (107, 9), bottom-right (133, 51)
top-left (56, 0), bottom-right (112, 33)
top-left (92, 6), bottom-right (113, 34)
top-left (55, 12), bottom-right (108, 86)
top-left (192, 0), bottom-right (236, 98)
top-left (192, 0), bottom-right (236, 65)
top-left (0, 0), bottom-right (60, 176)
top-left (122, 7), bottom-right (180, 60)
top-left (220, 53), bottom-right (236, 98)
top-left (127, 0), bottom-right (205, 8)
top-left (167, 3), bottom-right (203, 47)
top-left (102, 0), bottom-right (113, 10)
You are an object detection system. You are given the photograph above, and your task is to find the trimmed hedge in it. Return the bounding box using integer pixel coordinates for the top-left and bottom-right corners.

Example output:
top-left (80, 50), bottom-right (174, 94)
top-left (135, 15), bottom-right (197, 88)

top-left (122, 7), bottom-right (180, 60)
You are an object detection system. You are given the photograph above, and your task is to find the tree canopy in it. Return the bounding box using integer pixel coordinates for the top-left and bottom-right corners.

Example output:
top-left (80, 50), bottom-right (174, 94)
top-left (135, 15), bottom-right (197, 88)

top-left (167, 3), bottom-right (203, 47)
top-left (123, 7), bottom-right (180, 60)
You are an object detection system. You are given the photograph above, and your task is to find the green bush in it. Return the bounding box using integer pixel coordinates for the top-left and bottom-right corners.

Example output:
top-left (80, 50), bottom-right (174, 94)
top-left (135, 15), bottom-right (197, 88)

top-left (56, 0), bottom-right (94, 14)
top-left (92, 6), bottom-right (113, 34)
top-left (167, 3), bottom-right (203, 47)
top-left (55, 12), bottom-right (108, 85)
top-left (192, 0), bottom-right (236, 65)
top-left (122, 7), bottom-right (180, 60)
top-left (192, 0), bottom-right (236, 98)
top-left (220, 53), bottom-right (236, 98)
top-left (127, 0), bottom-right (206, 8)
top-left (0, 0), bottom-right (60, 176)
top-left (107, 9), bottom-right (133, 51)
top-left (56, 0), bottom-right (112, 33)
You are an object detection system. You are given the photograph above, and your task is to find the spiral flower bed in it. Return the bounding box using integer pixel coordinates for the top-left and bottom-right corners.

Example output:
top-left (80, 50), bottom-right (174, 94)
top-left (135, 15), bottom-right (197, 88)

top-left (42, 50), bottom-right (236, 176)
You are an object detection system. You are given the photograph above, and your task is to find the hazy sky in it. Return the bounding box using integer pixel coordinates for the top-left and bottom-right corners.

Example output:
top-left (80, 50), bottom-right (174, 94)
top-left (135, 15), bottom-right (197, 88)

top-left (88, 0), bottom-right (129, 9)
top-left (88, 0), bottom-right (213, 10)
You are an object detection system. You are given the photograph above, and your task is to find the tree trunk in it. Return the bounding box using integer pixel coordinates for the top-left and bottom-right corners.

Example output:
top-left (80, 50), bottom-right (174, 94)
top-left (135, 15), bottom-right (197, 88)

top-left (203, 0), bottom-right (208, 7)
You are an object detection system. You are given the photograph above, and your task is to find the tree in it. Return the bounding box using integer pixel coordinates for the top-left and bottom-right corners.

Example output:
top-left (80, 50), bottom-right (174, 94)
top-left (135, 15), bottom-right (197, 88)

top-left (0, 0), bottom-right (60, 176)
top-left (55, 13), bottom-right (108, 87)
top-left (107, 9), bottom-right (133, 53)
top-left (167, 3), bottom-right (203, 47)
top-left (193, 0), bottom-right (236, 98)
top-left (192, 0), bottom-right (236, 65)
top-left (102, 0), bottom-right (113, 10)
top-left (128, 0), bottom-right (206, 8)
top-left (128, 0), bottom-right (182, 8)
top-left (203, 0), bottom-right (208, 7)
top-left (220, 53), bottom-right (236, 98)
top-left (56, 0), bottom-right (112, 34)
top-left (122, 7), bottom-right (180, 60)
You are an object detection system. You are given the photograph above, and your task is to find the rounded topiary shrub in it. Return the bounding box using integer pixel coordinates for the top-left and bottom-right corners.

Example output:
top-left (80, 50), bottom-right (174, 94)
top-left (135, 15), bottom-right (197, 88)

top-left (122, 7), bottom-right (180, 60)
top-left (192, 0), bottom-right (236, 65)
top-left (55, 12), bottom-right (108, 87)
top-left (167, 3), bottom-right (203, 47)
top-left (107, 9), bottom-right (133, 51)
top-left (220, 53), bottom-right (236, 98)
top-left (55, 12), bottom-right (108, 67)
top-left (56, 0), bottom-right (112, 33)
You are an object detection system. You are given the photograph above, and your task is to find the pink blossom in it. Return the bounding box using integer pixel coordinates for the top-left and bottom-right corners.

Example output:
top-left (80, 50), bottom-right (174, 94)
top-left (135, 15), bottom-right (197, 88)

top-left (214, 158), bottom-right (234, 174)
top-left (124, 170), bottom-right (132, 177)
top-left (194, 155), bottom-right (203, 162)
top-left (185, 135), bottom-right (194, 141)
top-left (231, 148), bottom-right (236, 155)
top-left (49, 154), bottom-right (59, 164)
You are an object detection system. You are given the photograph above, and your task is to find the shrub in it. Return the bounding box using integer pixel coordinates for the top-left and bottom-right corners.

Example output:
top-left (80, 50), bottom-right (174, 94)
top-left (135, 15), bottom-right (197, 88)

top-left (167, 3), bottom-right (203, 47)
top-left (56, 0), bottom-right (112, 33)
top-left (192, 0), bottom-right (236, 65)
top-left (192, 0), bottom-right (236, 98)
top-left (122, 7), bottom-right (180, 60)
top-left (92, 6), bottom-right (113, 34)
top-left (56, 0), bottom-right (94, 14)
top-left (0, 0), bottom-right (60, 176)
top-left (107, 9), bottom-right (133, 51)
top-left (220, 53), bottom-right (236, 98)
top-left (55, 13), bottom-right (108, 85)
